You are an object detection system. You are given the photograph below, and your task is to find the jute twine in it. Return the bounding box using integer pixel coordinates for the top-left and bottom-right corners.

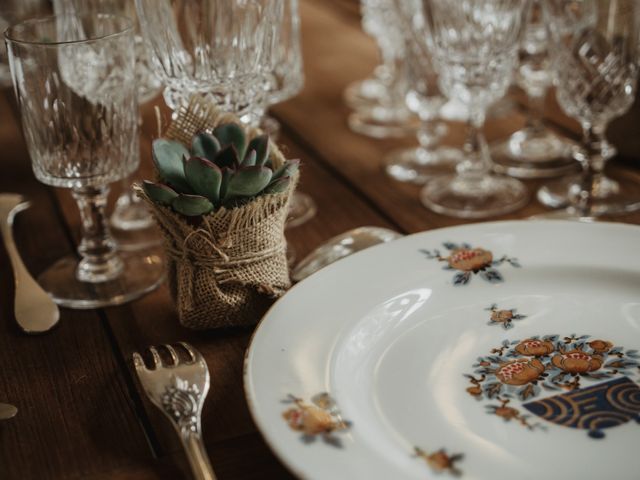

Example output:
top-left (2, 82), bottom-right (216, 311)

top-left (137, 95), bottom-right (295, 330)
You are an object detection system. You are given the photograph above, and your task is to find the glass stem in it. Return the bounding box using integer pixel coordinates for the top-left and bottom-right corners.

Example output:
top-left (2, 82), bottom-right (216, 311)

top-left (72, 186), bottom-right (123, 283)
top-left (458, 106), bottom-right (490, 178)
top-left (526, 88), bottom-right (546, 135)
top-left (575, 124), bottom-right (607, 216)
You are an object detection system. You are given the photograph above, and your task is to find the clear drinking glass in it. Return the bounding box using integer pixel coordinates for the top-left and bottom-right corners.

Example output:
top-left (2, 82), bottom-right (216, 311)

top-left (346, 0), bottom-right (417, 139)
top-left (243, 0), bottom-right (304, 135)
top-left (52, 0), bottom-right (164, 235)
top-left (5, 14), bottom-right (164, 308)
top-left (537, 0), bottom-right (640, 218)
top-left (419, 0), bottom-right (529, 218)
top-left (491, 0), bottom-right (577, 178)
top-left (385, 0), bottom-right (462, 184)
top-left (135, 0), bottom-right (283, 116)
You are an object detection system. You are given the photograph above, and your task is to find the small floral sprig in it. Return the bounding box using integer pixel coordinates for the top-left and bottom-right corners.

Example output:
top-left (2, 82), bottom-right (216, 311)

top-left (485, 304), bottom-right (527, 330)
top-left (421, 242), bottom-right (520, 285)
top-left (414, 446), bottom-right (464, 476)
top-left (281, 393), bottom-right (351, 448)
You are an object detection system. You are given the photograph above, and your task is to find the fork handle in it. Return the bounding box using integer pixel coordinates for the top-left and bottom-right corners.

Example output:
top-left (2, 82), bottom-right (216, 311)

top-left (182, 432), bottom-right (217, 480)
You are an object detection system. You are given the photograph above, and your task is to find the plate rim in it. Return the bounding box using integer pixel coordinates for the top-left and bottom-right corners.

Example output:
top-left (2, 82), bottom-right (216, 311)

top-left (243, 219), bottom-right (640, 479)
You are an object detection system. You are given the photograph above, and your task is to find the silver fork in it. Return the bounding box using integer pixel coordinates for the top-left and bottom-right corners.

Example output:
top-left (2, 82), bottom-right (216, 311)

top-left (133, 342), bottom-right (217, 480)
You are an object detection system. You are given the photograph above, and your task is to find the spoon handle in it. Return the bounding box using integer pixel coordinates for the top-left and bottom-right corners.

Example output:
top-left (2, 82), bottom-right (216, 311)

top-left (0, 205), bottom-right (59, 333)
top-left (0, 402), bottom-right (17, 420)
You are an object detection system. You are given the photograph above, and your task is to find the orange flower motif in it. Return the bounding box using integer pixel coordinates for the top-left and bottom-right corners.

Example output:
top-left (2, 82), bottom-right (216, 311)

top-left (466, 385), bottom-right (482, 397)
top-left (494, 404), bottom-right (520, 420)
top-left (491, 310), bottom-right (513, 323)
top-left (588, 340), bottom-right (613, 354)
top-left (447, 248), bottom-right (493, 272)
top-left (495, 358), bottom-right (545, 385)
top-left (515, 339), bottom-right (555, 357)
top-left (282, 405), bottom-right (339, 436)
top-left (551, 350), bottom-right (603, 374)
top-left (415, 447), bottom-right (463, 476)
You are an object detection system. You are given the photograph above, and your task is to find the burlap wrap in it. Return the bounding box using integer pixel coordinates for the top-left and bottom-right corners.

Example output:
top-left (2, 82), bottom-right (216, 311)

top-left (138, 96), bottom-right (295, 330)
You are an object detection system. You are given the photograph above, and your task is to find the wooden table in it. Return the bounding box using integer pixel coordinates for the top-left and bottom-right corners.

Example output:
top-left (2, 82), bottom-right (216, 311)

top-left (1, 1), bottom-right (639, 478)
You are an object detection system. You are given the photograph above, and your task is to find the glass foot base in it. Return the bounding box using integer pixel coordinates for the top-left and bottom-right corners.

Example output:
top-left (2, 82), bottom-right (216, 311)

top-left (343, 77), bottom-right (386, 109)
top-left (420, 174), bottom-right (529, 219)
top-left (286, 241), bottom-right (296, 267)
top-left (111, 193), bottom-right (155, 231)
top-left (348, 107), bottom-right (418, 139)
top-left (537, 173), bottom-right (640, 214)
top-left (529, 208), bottom-right (596, 222)
top-left (385, 146), bottom-right (463, 184)
top-left (491, 129), bottom-right (579, 179)
top-left (38, 251), bottom-right (165, 309)
top-left (112, 224), bottom-right (163, 253)
top-left (286, 192), bottom-right (317, 229)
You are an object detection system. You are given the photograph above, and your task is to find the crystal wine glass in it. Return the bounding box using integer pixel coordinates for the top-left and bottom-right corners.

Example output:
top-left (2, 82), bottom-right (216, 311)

top-left (538, 0), bottom-right (640, 218)
top-left (52, 0), bottom-right (164, 235)
top-left (346, 0), bottom-right (417, 139)
top-left (491, 0), bottom-right (578, 178)
top-left (259, 0), bottom-right (304, 138)
top-left (385, 0), bottom-right (462, 184)
top-left (419, 0), bottom-right (529, 218)
top-left (135, 0), bottom-right (283, 116)
top-left (5, 14), bottom-right (164, 308)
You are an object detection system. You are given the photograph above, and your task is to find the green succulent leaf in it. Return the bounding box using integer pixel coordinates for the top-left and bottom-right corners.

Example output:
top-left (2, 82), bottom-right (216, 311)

top-left (184, 156), bottom-right (222, 203)
top-left (241, 149), bottom-right (257, 167)
top-left (171, 193), bottom-right (213, 216)
top-left (226, 166), bottom-right (273, 198)
top-left (219, 167), bottom-right (234, 200)
top-left (271, 159), bottom-right (300, 182)
top-left (214, 145), bottom-right (240, 170)
top-left (152, 139), bottom-right (191, 192)
top-left (191, 132), bottom-right (220, 161)
top-left (213, 123), bottom-right (247, 160)
top-left (263, 176), bottom-right (291, 194)
top-left (142, 180), bottom-right (178, 205)
top-left (247, 134), bottom-right (270, 166)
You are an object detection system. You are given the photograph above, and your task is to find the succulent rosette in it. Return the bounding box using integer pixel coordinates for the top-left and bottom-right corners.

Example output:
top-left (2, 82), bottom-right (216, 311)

top-left (143, 123), bottom-right (299, 216)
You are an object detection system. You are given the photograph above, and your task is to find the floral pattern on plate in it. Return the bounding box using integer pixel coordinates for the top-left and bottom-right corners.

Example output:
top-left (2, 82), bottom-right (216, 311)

top-left (414, 446), bottom-right (463, 477)
top-left (420, 242), bottom-right (520, 285)
top-left (485, 304), bottom-right (527, 329)
top-left (465, 334), bottom-right (640, 438)
top-left (282, 393), bottom-right (351, 447)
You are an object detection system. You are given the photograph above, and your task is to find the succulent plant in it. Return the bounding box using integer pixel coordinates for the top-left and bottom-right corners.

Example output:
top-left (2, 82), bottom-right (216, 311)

top-left (142, 123), bottom-right (299, 216)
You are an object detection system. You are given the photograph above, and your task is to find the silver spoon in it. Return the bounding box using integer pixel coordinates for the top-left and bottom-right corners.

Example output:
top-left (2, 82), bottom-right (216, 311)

top-left (291, 226), bottom-right (404, 282)
top-left (0, 194), bottom-right (59, 334)
top-left (0, 403), bottom-right (17, 421)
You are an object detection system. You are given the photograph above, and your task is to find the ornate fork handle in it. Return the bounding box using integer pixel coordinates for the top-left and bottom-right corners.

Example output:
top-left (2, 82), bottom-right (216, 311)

top-left (182, 432), bottom-right (216, 480)
top-left (162, 379), bottom-right (216, 480)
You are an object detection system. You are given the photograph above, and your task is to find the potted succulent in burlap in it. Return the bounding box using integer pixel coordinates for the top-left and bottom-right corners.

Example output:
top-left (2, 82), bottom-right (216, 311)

top-left (137, 97), bottom-right (298, 329)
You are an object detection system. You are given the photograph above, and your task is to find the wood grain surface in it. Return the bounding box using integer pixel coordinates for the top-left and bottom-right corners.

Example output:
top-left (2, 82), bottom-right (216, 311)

top-left (1, 0), bottom-right (639, 478)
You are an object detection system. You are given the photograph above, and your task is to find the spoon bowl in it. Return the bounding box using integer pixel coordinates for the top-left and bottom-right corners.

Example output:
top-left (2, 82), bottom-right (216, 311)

top-left (291, 226), bottom-right (403, 282)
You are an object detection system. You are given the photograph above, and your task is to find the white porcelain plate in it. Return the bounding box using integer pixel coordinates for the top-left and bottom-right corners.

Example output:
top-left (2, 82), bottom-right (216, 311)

top-left (245, 221), bottom-right (640, 479)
